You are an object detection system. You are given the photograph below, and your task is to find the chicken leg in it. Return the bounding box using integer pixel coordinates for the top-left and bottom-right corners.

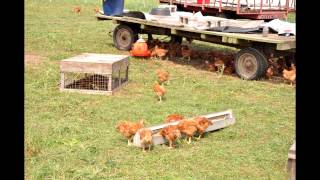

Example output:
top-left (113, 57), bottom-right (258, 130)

top-left (196, 134), bottom-right (202, 140)
top-left (127, 139), bottom-right (132, 146)
top-left (187, 136), bottom-right (192, 144)
top-left (142, 148), bottom-right (147, 153)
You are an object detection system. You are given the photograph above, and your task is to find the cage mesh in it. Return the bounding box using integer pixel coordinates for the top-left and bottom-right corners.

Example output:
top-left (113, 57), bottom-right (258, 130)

top-left (62, 66), bottom-right (128, 93)
top-left (63, 73), bottom-right (112, 91)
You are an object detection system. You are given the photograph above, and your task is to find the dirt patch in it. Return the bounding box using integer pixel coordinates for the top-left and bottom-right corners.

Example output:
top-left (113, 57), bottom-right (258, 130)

top-left (25, 53), bottom-right (45, 66)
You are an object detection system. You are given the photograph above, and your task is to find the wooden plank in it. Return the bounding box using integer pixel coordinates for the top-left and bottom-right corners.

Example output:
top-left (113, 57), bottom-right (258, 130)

top-left (60, 81), bottom-right (128, 95)
top-left (108, 75), bottom-right (112, 91)
top-left (132, 109), bottom-right (235, 147)
top-left (60, 61), bottom-right (113, 74)
top-left (276, 41), bottom-right (296, 50)
top-left (60, 53), bottom-right (129, 74)
top-left (60, 88), bottom-right (113, 95)
top-left (118, 70), bottom-right (121, 86)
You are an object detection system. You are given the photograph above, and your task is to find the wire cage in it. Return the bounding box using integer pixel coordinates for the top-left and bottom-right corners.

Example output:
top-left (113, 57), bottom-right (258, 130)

top-left (60, 53), bottom-right (129, 95)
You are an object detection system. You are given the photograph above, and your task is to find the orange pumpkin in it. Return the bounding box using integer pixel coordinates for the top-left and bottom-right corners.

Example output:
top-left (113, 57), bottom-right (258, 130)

top-left (130, 37), bottom-right (151, 57)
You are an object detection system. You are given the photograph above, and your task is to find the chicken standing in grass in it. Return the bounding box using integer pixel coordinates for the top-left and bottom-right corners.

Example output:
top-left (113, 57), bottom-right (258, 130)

top-left (116, 120), bottom-right (144, 146)
top-left (138, 128), bottom-right (153, 152)
top-left (193, 117), bottom-right (213, 140)
top-left (282, 63), bottom-right (296, 86)
top-left (214, 58), bottom-right (226, 75)
top-left (74, 6), bottom-right (81, 14)
top-left (153, 82), bottom-right (166, 102)
top-left (160, 125), bottom-right (181, 148)
top-left (94, 7), bottom-right (101, 13)
top-left (205, 60), bottom-right (216, 72)
top-left (156, 69), bottom-right (169, 85)
top-left (153, 45), bottom-right (169, 60)
top-left (164, 114), bottom-right (185, 123)
top-left (181, 45), bottom-right (192, 62)
top-left (223, 66), bottom-right (234, 75)
top-left (265, 66), bottom-right (275, 80)
top-left (168, 42), bottom-right (181, 59)
top-left (177, 119), bottom-right (198, 144)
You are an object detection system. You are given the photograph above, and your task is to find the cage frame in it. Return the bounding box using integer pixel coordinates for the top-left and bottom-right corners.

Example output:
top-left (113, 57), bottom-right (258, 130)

top-left (60, 53), bottom-right (129, 95)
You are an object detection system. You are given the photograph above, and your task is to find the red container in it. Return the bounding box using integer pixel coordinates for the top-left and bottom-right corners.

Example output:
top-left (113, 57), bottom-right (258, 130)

top-left (130, 38), bottom-right (151, 57)
top-left (197, 0), bottom-right (210, 4)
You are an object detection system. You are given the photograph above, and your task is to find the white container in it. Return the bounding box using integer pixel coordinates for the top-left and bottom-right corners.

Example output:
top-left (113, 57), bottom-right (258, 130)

top-left (158, 4), bottom-right (177, 13)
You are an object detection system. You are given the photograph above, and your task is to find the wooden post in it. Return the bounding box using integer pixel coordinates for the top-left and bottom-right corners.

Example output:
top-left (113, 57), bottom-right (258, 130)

top-left (118, 70), bottom-right (121, 87)
top-left (60, 72), bottom-right (65, 89)
top-left (126, 66), bottom-right (129, 82)
top-left (108, 74), bottom-right (112, 91)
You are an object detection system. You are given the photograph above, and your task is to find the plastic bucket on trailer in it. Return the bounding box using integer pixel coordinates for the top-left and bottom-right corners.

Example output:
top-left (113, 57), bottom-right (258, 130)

top-left (102, 0), bottom-right (124, 16)
top-left (197, 0), bottom-right (210, 4)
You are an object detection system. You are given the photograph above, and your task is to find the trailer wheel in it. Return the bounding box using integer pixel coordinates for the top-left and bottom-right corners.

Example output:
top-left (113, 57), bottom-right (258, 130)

top-left (235, 47), bottom-right (268, 80)
top-left (113, 24), bottom-right (138, 51)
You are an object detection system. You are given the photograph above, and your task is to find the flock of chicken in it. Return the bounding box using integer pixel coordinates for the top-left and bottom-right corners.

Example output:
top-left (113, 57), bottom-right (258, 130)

top-left (116, 70), bottom-right (213, 152)
top-left (147, 39), bottom-right (235, 76)
top-left (73, 6), bottom-right (101, 14)
top-left (147, 39), bottom-right (296, 84)
top-left (116, 114), bottom-right (213, 152)
top-left (266, 58), bottom-right (296, 85)
top-left (152, 69), bottom-right (169, 102)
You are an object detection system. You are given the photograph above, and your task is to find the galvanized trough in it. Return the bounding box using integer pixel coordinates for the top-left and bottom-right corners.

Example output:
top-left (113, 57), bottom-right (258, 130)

top-left (132, 109), bottom-right (235, 147)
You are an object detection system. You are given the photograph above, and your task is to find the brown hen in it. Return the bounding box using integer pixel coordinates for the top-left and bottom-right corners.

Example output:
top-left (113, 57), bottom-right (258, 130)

top-left (282, 63), bottom-right (296, 86)
top-left (138, 128), bottom-right (153, 152)
top-left (156, 69), bottom-right (169, 85)
top-left (181, 45), bottom-right (192, 61)
top-left (265, 66), bottom-right (275, 80)
top-left (160, 125), bottom-right (181, 148)
top-left (193, 117), bottom-right (213, 140)
top-left (154, 45), bottom-right (168, 60)
top-left (116, 120), bottom-right (144, 145)
top-left (177, 119), bottom-right (198, 144)
top-left (153, 82), bottom-right (166, 102)
top-left (74, 6), bottom-right (81, 13)
top-left (164, 114), bottom-right (185, 123)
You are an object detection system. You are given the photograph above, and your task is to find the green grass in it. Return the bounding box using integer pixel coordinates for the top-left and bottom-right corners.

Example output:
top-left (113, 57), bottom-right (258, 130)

top-left (25, 0), bottom-right (295, 179)
top-left (287, 12), bottom-right (296, 23)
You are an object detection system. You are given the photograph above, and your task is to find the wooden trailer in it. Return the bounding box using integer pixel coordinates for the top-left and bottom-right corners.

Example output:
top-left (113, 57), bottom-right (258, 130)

top-left (96, 13), bottom-right (295, 80)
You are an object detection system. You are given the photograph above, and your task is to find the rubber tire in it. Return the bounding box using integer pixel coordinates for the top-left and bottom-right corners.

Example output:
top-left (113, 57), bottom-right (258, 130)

top-left (113, 24), bottom-right (138, 51)
top-left (170, 35), bottom-right (183, 44)
top-left (234, 47), bottom-right (268, 80)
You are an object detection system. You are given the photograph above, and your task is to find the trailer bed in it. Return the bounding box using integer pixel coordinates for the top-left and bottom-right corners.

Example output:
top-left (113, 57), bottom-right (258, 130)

top-left (96, 14), bottom-right (295, 51)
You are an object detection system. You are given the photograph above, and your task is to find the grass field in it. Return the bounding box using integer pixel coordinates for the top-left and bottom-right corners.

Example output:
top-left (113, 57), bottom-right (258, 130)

top-left (25, 0), bottom-right (295, 179)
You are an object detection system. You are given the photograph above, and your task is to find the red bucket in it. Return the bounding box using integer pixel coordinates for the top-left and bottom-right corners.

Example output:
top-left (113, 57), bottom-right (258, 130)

top-left (197, 0), bottom-right (210, 4)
